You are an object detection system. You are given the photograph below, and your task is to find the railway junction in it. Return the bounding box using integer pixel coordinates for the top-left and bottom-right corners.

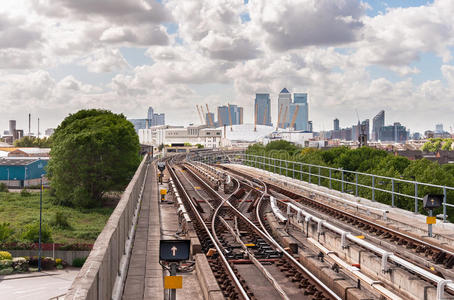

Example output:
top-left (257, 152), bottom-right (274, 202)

top-left (66, 150), bottom-right (454, 300)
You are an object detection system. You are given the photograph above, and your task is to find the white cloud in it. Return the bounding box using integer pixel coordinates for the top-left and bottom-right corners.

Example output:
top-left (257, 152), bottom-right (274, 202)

top-left (80, 48), bottom-right (130, 73)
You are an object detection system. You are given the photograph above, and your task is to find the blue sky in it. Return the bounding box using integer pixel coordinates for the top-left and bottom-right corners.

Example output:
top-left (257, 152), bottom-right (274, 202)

top-left (1, 0), bottom-right (454, 133)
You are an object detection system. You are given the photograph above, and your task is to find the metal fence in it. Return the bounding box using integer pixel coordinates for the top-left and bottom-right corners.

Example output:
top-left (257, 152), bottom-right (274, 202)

top-left (190, 151), bottom-right (453, 223)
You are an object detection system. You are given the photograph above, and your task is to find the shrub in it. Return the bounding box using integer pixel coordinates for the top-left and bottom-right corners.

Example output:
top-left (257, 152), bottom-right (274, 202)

top-left (0, 183), bottom-right (8, 192)
top-left (0, 223), bottom-right (13, 243)
top-left (0, 259), bottom-right (13, 269)
top-left (0, 251), bottom-right (12, 260)
top-left (21, 223), bottom-right (53, 243)
top-left (50, 211), bottom-right (71, 229)
top-left (28, 256), bottom-right (55, 270)
top-left (72, 257), bottom-right (87, 268)
top-left (12, 257), bottom-right (29, 272)
top-left (0, 267), bottom-right (13, 275)
top-left (20, 189), bottom-right (32, 197)
top-left (55, 258), bottom-right (62, 265)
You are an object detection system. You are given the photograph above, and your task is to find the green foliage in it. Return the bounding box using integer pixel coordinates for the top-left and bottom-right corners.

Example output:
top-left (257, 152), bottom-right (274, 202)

top-left (14, 136), bottom-right (53, 148)
top-left (265, 140), bottom-right (299, 153)
top-left (0, 183), bottom-right (8, 193)
top-left (422, 138), bottom-right (453, 152)
top-left (47, 109), bottom-right (141, 208)
top-left (20, 223), bottom-right (53, 243)
top-left (0, 251), bottom-right (12, 260)
top-left (158, 143), bottom-right (165, 151)
top-left (20, 189), bottom-right (32, 197)
top-left (50, 211), bottom-right (71, 229)
top-left (0, 190), bottom-right (113, 244)
top-left (246, 142), bottom-right (454, 221)
top-left (72, 257), bottom-right (87, 268)
top-left (0, 223), bottom-right (13, 242)
top-left (196, 144), bottom-right (204, 149)
top-left (0, 267), bottom-right (13, 275)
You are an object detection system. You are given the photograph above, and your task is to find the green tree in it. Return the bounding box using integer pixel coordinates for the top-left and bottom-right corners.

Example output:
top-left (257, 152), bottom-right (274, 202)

top-left (47, 109), bottom-right (140, 207)
top-left (14, 136), bottom-right (53, 148)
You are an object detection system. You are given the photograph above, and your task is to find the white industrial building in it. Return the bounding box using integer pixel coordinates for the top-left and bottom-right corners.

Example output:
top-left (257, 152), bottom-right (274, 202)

top-left (138, 125), bottom-right (222, 148)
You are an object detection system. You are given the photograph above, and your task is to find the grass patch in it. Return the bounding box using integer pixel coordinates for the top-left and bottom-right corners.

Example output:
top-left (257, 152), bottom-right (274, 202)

top-left (0, 191), bottom-right (114, 244)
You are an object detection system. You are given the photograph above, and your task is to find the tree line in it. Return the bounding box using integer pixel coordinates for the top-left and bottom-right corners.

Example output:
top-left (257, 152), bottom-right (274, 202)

top-left (246, 140), bottom-right (454, 222)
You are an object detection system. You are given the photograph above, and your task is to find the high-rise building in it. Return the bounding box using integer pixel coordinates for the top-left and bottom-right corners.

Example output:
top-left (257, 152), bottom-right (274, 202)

top-left (435, 124), bottom-right (443, 133)
top-left (205, 112), bottom-right (215, 126)
top-left (255, 94), bottom-right (272, 126)
top-left (372, 110), bottom-right (385, 141)
top-left (9, 120), bottom-right (17, 141)
top-left (361, 119), bottom-right (370, 140)
top-left (147, 107), bottom-right (154, 123)
top-left (288, 93), bottom-right (308, 131)
top-left (217, 104), bottom-right (244, 126)
top-left (277, 88), bottom-right (291, 128)
top-left (152, 113), bottom-right (165, 126)
top-left (294, 93), bottom-right (308, 104)
top-left (379, 122), bottom-right (408, 143)
top-left (334, 118), bottom-right (340, 131)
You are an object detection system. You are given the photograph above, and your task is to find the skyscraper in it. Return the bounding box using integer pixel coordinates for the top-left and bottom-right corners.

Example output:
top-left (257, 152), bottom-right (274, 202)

top-left (372, 110), bottom-right (385, 141)
top-left (334, 118), bottom-right (340, 131)
top-left (361, 119), bottom-right (370, 141)
top-left (152, 113), bottom-right (165, 126)
top-left (147, 107), bottom-right (154, 123)
top-left (435, 124), bottom-right (443, 133)
top-left (277, 88), bottom-right (291, 128)
top-left (289, 93), bottom-right (309, 131)
top-left (255, 93), bottom-right (272, 126)
top-left (217, 104), bottom-right (243, 126)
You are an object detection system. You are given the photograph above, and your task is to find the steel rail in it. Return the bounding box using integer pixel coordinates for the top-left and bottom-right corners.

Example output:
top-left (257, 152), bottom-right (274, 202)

top-left (184, 161), bottom-right (293, 299)
top-left (167, 162), bottom-right (251, 300)
top-left (281, 200), bottom-right (454, 298)
top-left (193, 163), bottom-right (342, 300)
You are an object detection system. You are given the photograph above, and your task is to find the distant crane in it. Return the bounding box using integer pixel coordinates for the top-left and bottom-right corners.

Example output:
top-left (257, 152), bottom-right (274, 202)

top-left (196, 105), bottom-right (204, 125)
top-left (206, 104), bottom-right (214, 127)
top-left (289, 106), bottom-right (299, 129)
top-left (282, 106), bottom-right (288, 129)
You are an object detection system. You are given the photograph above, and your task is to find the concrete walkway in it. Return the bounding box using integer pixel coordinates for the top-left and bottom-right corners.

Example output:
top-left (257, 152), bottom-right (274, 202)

top-left (122, 165), bottom-right (204, 300)
top-left (0, 268), bottom-right (79, 300)
top-left (123, 164), bottom-right (163, 300)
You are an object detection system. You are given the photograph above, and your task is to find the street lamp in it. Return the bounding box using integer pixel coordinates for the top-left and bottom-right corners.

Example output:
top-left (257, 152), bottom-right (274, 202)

top-left (38, 174), bottom-right (43, 272)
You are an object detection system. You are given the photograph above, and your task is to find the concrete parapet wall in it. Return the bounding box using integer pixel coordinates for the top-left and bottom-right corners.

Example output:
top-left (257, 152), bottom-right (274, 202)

top-left (65, 156), bottom-right (148, 300)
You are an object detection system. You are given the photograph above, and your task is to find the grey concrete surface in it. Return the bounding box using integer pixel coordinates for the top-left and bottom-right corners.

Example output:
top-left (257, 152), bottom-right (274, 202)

top-left (0, 268), bottom-right (80, 300)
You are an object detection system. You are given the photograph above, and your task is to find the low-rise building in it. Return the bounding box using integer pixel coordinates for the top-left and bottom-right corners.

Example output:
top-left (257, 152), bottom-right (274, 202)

top-left (138, 125), bottom-right (222, 148)
top-left (0, 158), bottom-right (49, 188)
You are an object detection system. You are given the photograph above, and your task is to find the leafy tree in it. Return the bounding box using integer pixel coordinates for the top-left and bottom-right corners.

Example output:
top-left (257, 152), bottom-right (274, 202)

top-left (158, 143), bottom-right (165, 151)
top-left (14, 136), bottom-right (53, 148)
top-left (47, 109), bottom-right (140, 207)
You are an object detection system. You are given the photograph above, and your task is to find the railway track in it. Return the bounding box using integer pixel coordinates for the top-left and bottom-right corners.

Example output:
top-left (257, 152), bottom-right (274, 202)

top-left (167, 158), bottom-right (341, 300)
top-left (219, 163), bottom-right (454, 299)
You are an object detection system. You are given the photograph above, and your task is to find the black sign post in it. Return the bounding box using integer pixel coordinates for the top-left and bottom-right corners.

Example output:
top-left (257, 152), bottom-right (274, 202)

top-left (159, 240), bottom-right (191, 300)
top-left (423, 194), bottom-right (443, 237)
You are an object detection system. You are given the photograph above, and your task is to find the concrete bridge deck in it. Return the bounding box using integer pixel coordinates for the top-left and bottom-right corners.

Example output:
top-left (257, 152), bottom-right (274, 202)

top-left (122, 164), bottom-right (203, 300)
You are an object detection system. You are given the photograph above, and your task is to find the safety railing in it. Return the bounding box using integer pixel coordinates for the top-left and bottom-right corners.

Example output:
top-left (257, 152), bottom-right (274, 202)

top-left (190, 151), bottom-right (453, 223)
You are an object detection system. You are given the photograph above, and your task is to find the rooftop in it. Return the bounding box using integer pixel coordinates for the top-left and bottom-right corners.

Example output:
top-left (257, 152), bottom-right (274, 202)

top-left (0, 158), bottom-right (43, 166)
top-left (280, 88), bottom-right (290, 93)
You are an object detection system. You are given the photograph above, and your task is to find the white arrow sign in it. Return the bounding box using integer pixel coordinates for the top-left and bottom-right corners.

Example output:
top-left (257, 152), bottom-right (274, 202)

top-left (171, 246), bottom-right (177, 256)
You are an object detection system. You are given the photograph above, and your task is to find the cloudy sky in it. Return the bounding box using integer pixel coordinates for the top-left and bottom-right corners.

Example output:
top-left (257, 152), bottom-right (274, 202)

top-left (1, 0), bottom-right (454, 134)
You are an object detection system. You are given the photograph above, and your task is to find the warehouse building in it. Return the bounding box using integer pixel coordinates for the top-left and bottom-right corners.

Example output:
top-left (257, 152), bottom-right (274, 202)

top-left (0, 158), bottom-right (49, 188)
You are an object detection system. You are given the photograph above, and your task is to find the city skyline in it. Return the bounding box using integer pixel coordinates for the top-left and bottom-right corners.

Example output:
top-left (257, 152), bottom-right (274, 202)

top-left (1, 1), bottom-right (454, 133)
